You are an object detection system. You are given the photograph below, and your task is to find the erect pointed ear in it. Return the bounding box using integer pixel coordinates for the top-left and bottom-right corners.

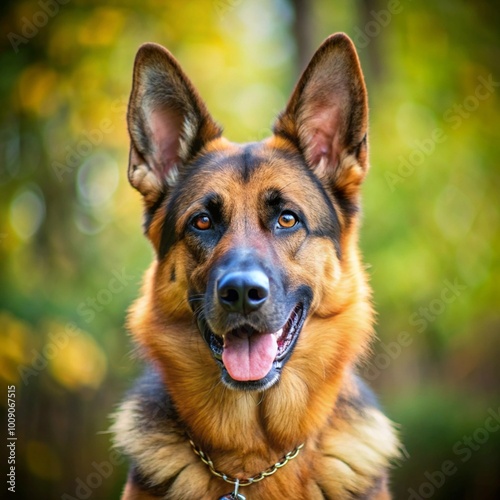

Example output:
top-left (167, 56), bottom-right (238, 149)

top-left (127, 43), bottom-right (222, 207)
top-left (274, 33), bottom-right (368, 195)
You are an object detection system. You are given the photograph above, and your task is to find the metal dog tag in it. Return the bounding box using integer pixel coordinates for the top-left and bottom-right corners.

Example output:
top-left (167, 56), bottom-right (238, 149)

top-left (218, 479), bottom-right (246, 499)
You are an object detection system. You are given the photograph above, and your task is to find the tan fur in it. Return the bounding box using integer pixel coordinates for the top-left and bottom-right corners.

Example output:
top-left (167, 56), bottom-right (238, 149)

top-left (113, 33), bottom-right (401, 499)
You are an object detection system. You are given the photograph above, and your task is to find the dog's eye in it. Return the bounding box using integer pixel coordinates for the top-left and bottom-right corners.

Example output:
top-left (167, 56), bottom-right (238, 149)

top-left (192, 214), bottom-right (212, 231)
top-left (277, 211), bottom-right (298, 229)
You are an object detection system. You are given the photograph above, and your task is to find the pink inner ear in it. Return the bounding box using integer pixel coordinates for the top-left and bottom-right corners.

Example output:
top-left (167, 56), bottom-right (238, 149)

top-left (149, 108), bottom-right (183, 177)
top-left (304, 106), bottom-right (342, 170)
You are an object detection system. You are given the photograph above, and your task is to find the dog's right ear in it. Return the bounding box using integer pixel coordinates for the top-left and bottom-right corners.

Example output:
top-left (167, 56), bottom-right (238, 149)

top-left (127, 43), bottom-right (222, 207)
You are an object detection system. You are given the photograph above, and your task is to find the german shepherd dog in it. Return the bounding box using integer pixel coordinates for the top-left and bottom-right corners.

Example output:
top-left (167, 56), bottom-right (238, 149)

top-left (113, 33), bottom-right (400, 499)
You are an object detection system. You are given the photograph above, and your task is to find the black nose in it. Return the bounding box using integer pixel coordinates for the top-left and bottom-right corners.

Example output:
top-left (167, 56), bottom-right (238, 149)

top-left (217, 270), bottom-right (269, 314)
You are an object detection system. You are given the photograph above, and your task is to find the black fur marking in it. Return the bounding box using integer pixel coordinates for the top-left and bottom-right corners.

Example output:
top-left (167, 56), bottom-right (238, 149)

top-left (170, 265), bottom-right (176, 282)
top-left (162, 465), bottom-right (189, 493)
top-left (319, 487), bottom-right (333, 500)
top-left (334, 375), bottom-right (381, 421)
top-left (202, 192), bottom-right (225, 224)
top-left (159, 197), bottom-right (179, 259)
top-left (260, 188), bottom-right (288, 229)
top-left (188, 116), bottom-right (223, 159)
top-left (240, 143), bottom-right (263, 182)
top-left (272, 119), bottom-right (302, 151)
top-left (354, 133), bottom-right (367, 158)
top-left (359, 474), bottom-right (387, 499)
top-left (184, 151), bottom-right (220, 174)
top-left (302, 168), bottom-right (342, 259)
top-left (130, 465), bottom-right (167, 497)
top-left (143, 191), bottom-right (166, 234)
top-left (263, 188), bottom-right (286, 208)
top-left (130, 462), bottom-right (189, 496)
top-left (128, 368), bottom-right (181, 427)
top-left (332, 186), bottom-right (359, 220)
top-left (125, 369), bottom-right (196, 494)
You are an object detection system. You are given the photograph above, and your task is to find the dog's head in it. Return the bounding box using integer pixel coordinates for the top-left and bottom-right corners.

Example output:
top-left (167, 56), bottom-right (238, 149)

top-left (126, 34), bottom-right (372, 392)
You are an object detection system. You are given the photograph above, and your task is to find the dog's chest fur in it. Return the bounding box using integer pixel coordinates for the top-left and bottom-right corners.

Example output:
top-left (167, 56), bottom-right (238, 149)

top-left (113, 369), bottom-right (399, 499)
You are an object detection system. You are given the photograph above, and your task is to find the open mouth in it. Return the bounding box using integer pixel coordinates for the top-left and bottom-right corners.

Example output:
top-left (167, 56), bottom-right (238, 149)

top-left (202, 303), bottom-right (306, 385)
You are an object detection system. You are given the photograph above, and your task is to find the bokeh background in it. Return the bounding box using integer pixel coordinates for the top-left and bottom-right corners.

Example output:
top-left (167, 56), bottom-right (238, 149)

top-left (1, 0), bottom-right (499, 498)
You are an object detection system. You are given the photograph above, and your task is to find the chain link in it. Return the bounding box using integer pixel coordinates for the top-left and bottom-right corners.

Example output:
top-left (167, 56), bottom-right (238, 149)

top-left (189, 438), bottom-right (304, 487)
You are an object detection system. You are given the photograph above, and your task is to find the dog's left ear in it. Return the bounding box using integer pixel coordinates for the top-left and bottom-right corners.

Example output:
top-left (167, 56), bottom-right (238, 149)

top-left (274, 33), bottom-right (368, 194)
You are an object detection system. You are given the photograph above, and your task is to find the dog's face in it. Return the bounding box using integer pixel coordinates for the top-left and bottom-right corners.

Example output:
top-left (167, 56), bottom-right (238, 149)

top-left (126, 34), bottom-right (371, 392)
top-left (154, 142), bottom-right (342, 390)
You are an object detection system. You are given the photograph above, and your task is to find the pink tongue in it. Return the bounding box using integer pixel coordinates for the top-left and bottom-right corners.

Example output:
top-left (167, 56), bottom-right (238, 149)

top-left (222, 331), bottom-right (277, 381)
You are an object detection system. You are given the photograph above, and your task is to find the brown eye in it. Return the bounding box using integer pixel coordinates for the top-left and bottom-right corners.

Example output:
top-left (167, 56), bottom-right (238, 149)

top-left (277, 211), bottom-right (298, 229)
top-left (192, 214), bottom-right (212, 231)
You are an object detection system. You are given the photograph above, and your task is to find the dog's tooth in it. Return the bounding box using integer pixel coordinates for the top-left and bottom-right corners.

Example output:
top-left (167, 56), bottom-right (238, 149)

top-left (274, 328), bottom-right (283, 338)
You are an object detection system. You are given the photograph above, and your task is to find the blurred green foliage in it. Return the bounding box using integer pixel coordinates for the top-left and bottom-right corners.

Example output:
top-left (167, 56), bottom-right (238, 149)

top-left (0, 0), bottom-right (498, 498)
